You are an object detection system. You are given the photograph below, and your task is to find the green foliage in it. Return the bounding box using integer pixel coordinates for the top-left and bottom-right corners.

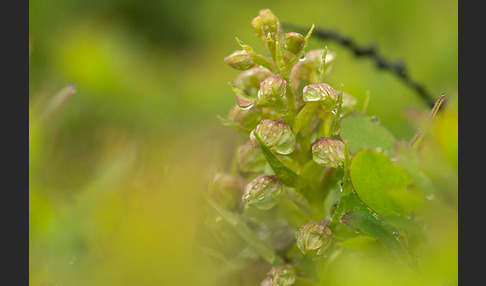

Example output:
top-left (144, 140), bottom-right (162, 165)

top-left (201, 9), bottom-right (458, 286)
top-left (29, 1), bottom-right (457, 285)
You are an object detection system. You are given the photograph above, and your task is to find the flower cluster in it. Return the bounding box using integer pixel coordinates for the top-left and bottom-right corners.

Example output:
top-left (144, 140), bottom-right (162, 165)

top-left (213, 8), bottom-right (358, 285)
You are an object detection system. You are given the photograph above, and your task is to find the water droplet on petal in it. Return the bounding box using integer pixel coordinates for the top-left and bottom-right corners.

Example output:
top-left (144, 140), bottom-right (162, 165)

top-left (236, 95), bottom-right (254, 110)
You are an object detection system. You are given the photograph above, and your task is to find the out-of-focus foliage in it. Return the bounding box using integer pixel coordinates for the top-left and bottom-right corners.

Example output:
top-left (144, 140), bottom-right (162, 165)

top-left (29, 0), bottom-right (457, 285)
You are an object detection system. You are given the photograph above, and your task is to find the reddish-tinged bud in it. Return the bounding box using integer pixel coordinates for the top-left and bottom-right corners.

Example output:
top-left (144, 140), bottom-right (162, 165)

top-left (258, 75), bottom-right (287, 101)
top-left (234, 67), bottom-right (273, 97)
top-left (227, 104), bottom-right (263, 130)
top-left (302, 83), bottom-right (339, 111)
top-left (302, 49), bottom-right (336, 70)
top-left (250, 119), bottom-right (296, 155)
top-left (296, 220), bottom-right (333, 256)
top-left (260, 264), bottom-right (297, 286)
top-left (311, 137), bottom-right (345, 168)
top-left (224, 50), bottom-right (255, 70)
top-left (242, 175), bottom-right (282, 210)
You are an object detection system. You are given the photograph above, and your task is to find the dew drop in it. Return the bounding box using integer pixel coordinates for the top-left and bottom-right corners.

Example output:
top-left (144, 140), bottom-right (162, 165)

top-left (375, 147), bottom-right (383, 153)
top-left (238, 103), bottom-right (253, 110)
top-left (370, 115), bottom-right (380, 124)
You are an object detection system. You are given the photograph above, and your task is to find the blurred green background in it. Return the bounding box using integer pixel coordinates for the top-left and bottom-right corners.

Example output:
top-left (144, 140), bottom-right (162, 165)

top-left (29, 0), bottom-right (457, 285)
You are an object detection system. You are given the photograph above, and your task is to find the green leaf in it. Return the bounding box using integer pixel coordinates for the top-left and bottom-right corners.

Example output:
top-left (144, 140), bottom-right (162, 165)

top-left (253, 131), bottom-right (299, 187)
top-left (201, 192), bottom-right (283, 265)
top-left (340, 210), bottom-right (400, 251)
top-left (349, 149), bottom-right (411, 217)
top-left (339, 111), bottom-right (396, 155)
top-left (337, 235), bottom-right (384, 253)
top-left (275, 41), bottom-right (289, 80)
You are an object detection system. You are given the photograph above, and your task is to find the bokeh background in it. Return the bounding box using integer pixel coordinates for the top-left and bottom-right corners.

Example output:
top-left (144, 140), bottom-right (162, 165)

top-left (29, 0), bottom-right (458, 285)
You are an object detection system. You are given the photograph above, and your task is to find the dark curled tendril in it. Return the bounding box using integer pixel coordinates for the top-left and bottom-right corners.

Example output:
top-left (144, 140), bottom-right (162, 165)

top-left (282, 22), bottom-right (440, 110)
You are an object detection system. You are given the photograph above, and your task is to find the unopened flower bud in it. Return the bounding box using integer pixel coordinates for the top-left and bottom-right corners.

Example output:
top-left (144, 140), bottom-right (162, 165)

top-left (259, 9), bottom-right (282, 39)
top-left (228, 104), bottom-right (263, 131)
top-left (242, 175), bottom-right (282, 210)
top-left (302, 49), bottom-right (336, 70)
top-left (311, 137), bottom-right (345, 168)
top-left (236, 140), bottom-right (267, 172)
top-left (296, 220), bottom-right (333, 256)
top-left (283, 32), bottom-right (305, 55)
top-left (258, 75), bottom-right (287, 101)
top-left (208, 173), bottom-right (241, 210)
top-left (234, 67), bottom-right (273, 97)
top-left (250, 119), bottom-right (296, 155)
top-left (302, 83), bottom-right (339, 111)
top-left (261, 264), bottom-right (297, 286)
top-left (224, 50), bottom-right (255, 70)
top-left (251, 15), bottom-right (263, 38)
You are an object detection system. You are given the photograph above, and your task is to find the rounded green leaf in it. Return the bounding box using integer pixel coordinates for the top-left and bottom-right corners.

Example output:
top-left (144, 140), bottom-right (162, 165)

top-left (349, 149), bottom-right (411, 217)
top-left (339, 111), bottom-right (396, 155)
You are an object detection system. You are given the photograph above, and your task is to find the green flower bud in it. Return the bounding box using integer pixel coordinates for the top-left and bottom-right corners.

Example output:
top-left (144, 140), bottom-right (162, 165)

top-left (236, 140), bottom-right (267, 172)
top-left (261, 264), bottom-right (297, 286)
top-left (251, 119), bottom-right (296, 155)
top-left (258, 75), bottom-right (287, 102)
top-left (302, 49), bottom-right (336, 70)
top-left (242, 175), bottom-right (282, 210)
top-left (251, 15), bottom-right (264, 38)
top-left (224, 50), bottom-right (255, 70)
top-left (227, 104), bottom-right (264, 131)
top-left (257, 9), bottom-right (283, 57)
top-left (302, 83), bottom-right (339, 111)
top-left (311, 137), bottom-right (345, 168)
top-left (208, 173), bottom-right (241, 210)
top-left (234, 67), bottom-right (273, 97)
top-left (296, 220), bottom-right (333, 256)
top-left (283, 32), bottom-right (305, 55)
top-left (259, 9), bottom-right (282, 39)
